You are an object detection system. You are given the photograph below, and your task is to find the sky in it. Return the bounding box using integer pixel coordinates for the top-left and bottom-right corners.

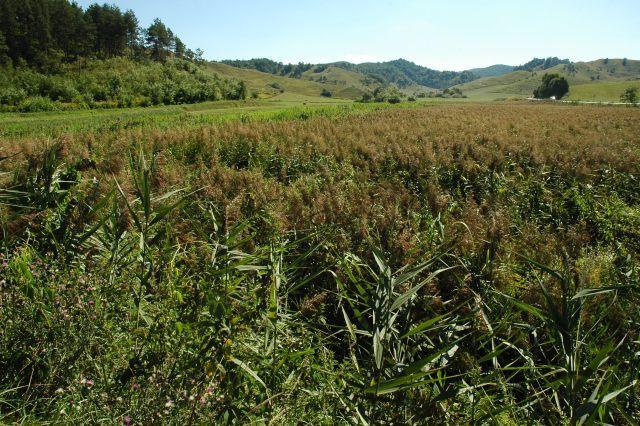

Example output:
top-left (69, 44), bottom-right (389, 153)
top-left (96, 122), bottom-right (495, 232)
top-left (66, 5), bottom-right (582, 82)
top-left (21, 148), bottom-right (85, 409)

top-left (74, 0), bottom-right (640, 71)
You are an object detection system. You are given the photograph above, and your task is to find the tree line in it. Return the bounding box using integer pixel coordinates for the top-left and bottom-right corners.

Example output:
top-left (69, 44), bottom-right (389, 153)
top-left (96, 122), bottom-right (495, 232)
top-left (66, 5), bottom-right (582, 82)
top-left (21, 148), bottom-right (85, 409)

top-left (0, 0), bottom-right (202, 68)
top-left (221, 58), bottom-right (314, 78)
top-left (514, 57), bottom-right (571, 72)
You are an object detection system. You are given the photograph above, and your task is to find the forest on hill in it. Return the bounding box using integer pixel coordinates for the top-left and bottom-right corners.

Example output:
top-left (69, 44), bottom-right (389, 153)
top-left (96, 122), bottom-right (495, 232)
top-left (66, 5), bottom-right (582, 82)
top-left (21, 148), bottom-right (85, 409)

top-left (221, 58), bottom-right (477, 89)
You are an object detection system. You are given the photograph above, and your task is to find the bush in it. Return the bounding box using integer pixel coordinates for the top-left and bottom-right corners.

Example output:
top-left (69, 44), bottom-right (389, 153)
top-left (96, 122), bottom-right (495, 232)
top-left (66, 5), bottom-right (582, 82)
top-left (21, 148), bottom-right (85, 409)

top-left (0, 87), bottom-right (27, 105)
top-left (533, 73), bottom-right (569, 99)
top-left (387, 97), bottom-right (401, 104)
top-left (621, 87), bottom-right (638, 104)
top-left (321, 89), bottom-right (332, 98)
top-left (17, 96), bottom-right (59, 112)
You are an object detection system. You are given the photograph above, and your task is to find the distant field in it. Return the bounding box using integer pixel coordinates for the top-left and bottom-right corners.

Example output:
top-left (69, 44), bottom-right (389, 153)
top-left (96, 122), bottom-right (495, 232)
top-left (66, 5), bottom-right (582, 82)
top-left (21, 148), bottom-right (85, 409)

top-left (0, 94), bottom-right (476, 140)
top-left (0, 93), bottom-right (353, 139)
top-left (567, 80), bottom-right (640, 102)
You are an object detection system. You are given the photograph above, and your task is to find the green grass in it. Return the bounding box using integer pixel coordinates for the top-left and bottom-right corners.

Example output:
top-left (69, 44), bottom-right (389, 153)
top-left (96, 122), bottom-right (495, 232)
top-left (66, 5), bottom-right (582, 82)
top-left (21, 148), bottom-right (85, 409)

top-left (0, 93), bottom-right (354, 139)
top-left (0, 93), bottom-right (469, 140)
top-left (567, 80), bottom-right (640, 102)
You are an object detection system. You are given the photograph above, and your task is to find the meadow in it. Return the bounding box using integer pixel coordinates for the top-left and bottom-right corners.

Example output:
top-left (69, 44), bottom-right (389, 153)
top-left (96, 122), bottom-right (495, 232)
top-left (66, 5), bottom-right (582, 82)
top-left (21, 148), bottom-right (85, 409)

top-left (1, 101), bottom-right (639, 424)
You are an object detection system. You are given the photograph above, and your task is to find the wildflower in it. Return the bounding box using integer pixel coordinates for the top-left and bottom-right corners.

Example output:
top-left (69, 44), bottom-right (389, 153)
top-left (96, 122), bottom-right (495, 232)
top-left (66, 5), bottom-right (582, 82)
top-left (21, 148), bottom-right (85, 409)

top-left (55, 388), bottom-right (65, 394)
top-left (132, 383), bottom-right (140, 390)
top-left (123, 415), bottom-right (131, 425)
top-left (80, 378), bottom-right (94, 387)
top-left (165, 399), bottom-right (174, 408)
top-left (88, 300), bottom-right (95, 307)
top-left (1, 259), bottom-right (7, 268)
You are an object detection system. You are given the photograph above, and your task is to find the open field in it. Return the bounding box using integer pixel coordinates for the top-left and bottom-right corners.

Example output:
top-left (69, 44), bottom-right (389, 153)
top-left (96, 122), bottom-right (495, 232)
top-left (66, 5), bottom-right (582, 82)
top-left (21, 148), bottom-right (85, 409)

top-left (1, 102), bottom-right (639, 424)
top-left (0, 93), bottom-right (354, 139)
top-left (567, 80), bottom-right (640, 102)
top-left (0, 95), bottom-right (474, 140)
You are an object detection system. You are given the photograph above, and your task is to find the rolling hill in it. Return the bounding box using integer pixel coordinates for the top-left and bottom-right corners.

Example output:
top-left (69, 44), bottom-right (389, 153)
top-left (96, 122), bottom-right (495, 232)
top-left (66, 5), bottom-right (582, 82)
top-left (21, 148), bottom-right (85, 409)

top-left (456, 58), bottom-right (640, 101)
top-left (206, 62), bottom-right (368, 100)
top-left (209, 57), bottom-right (640, 103)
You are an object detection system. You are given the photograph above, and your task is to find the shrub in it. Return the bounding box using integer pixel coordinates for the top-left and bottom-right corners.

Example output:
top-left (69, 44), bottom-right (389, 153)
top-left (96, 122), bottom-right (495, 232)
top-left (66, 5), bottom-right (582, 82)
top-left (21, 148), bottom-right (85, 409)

top-left (16, 96), bottom-right (58, 112)
top-left (0, 87), bottom-right (27, 105)
top-left (533, 73), bottom-right (569, 99)
top-left (621, 87), bottom-right (638, 104)
top-left (321, 89), bottom-right (332, 97)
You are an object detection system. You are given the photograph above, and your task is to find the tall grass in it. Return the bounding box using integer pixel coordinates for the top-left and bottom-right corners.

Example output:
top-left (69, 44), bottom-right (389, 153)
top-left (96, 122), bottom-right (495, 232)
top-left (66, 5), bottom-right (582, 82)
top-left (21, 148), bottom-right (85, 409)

top-left (1, 103), bottom-right (639, 423)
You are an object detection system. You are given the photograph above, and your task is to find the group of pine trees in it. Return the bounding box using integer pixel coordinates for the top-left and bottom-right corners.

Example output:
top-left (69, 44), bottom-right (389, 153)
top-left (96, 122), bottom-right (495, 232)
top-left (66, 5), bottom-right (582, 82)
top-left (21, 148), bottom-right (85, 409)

top-left (0, 0), bottom-right (201, 68)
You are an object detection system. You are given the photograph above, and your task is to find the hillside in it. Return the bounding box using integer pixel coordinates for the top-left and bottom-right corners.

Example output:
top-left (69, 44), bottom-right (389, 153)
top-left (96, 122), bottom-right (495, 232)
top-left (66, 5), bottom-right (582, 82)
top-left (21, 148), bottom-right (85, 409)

top-left (207, 62), bottom-right (368, 100)
top-left (456, 58), bottom-right (640, 101)
top-left (467, 64), bottom-right (515, 78)
top-left (300, 65), bottom-right (381, 95)
top-left (219, 58), bottom-right (475, 92)
top-left (329, 59), bottom-right (475, 89)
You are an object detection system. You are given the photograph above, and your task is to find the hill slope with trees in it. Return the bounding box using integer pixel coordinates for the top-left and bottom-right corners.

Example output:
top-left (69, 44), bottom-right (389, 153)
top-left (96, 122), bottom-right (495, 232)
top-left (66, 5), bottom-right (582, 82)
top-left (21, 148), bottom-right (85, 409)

top-left (0, 0), bottom-right (245, 111)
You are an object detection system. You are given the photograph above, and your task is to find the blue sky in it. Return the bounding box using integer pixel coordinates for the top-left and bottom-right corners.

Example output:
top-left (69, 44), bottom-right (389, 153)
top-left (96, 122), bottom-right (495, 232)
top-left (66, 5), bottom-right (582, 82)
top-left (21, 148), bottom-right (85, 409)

top-left (75, 0), bottom-right (639, 71)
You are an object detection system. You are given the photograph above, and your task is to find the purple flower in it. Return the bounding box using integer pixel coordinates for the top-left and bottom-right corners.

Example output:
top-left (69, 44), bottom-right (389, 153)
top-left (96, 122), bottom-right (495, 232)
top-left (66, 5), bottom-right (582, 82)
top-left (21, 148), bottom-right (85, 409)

top-left (87, 300), bottom-right (95, 307)
top-left (124, 415), bottom-right (131, 425)
top-left (132, 383), bottom-right (140, 390)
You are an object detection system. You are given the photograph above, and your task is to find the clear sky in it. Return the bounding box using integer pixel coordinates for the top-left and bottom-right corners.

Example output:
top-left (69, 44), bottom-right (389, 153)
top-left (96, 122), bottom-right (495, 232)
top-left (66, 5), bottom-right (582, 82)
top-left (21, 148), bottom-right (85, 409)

top-left (74, 0), bottom-right (639, 71)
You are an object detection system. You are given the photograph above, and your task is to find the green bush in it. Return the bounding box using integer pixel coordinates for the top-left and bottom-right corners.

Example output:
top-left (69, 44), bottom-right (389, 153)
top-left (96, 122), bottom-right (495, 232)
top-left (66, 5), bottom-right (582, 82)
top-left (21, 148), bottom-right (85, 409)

top-left (0, 87), bottom-right (27, 105)
top-left (0, 58), bottom-right (244, 111)
top-left (17, 96), bottom-right (58, 112)
top-left (533, 73), bottom-right (570, 99)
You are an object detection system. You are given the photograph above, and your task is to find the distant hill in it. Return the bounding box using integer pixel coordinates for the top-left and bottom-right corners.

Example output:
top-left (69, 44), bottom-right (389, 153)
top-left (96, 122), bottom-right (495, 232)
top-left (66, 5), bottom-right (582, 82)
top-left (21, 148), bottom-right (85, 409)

top-left (220, 58), bottom-right (475, 91)
top-left (329, 59), bottom-right (475, 89)
top-left (455, 58), bottom-right (640, 101)
top-left (206, 62), bottom-right (376, 100)
top-left (467, 64), bottom-right (515, 78)
top-left (514, 57), bottom-right (571, 72)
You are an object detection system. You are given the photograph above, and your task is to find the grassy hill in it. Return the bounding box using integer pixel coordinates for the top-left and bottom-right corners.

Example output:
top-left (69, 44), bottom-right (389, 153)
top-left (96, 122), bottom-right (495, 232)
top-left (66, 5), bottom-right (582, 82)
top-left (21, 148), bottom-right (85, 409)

top-left (206, 62), bottom-right (339, 98)
top-left (207, 62), bottom-right (378, 100)
top-left (456, 59), bottom-right (640, 101)
top-left (300, 65), bottom-right (382, 98)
